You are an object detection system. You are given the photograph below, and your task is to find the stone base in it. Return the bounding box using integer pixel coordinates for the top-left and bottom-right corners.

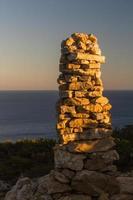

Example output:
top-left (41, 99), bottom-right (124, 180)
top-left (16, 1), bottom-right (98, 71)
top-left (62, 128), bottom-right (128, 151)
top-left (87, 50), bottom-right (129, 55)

top-left (5, 169), bottom-right (120, 200)
top-left (4, 172), bottom-right (133, 200)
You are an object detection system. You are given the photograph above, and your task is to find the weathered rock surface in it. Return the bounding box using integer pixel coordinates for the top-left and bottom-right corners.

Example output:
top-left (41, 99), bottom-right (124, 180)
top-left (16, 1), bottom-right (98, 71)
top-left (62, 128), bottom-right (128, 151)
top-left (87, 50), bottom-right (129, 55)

top-left (65, 137), bottom-right (115, 153)
top-left (117, 177), bottom-right (133, 194)
top-left (71, 170), bottom-right (120, 196)
top-left (5, 177), bottom-right (34, 200)
top-left (58, 194), bottom-right (91, 200)
top-left (59, 128), bottom-right (112, 144)
top-left (54, 147), bottom-right (85, 170)
top-left (61, 169), bottom-right (75, 180)
top-left (67, 53), bottom-right (105, 63)
top-left (111, 194), bottom-right (133, 200)
top-left (4, 174), bottom-right (133, 200)
top-left (47, 174), bottom-right (71, 194)
top-left (51, 170), bottom-right (69, 184)
top-left (84, 150), bottom-right (119, 171)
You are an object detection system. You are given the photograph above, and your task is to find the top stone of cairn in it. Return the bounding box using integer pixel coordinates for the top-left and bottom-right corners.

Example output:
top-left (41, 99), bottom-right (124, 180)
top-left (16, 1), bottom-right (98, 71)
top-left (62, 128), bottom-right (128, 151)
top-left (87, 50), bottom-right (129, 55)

top-left (61, 33), bottom-right (105, 63)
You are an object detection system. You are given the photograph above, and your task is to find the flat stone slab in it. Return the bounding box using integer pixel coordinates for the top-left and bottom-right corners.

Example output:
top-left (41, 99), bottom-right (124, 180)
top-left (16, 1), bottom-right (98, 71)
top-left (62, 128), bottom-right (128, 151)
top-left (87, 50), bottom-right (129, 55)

top-left (65, 137), bottom-right (115, 153)
top-left (67, 52), bottom-right (105, 63)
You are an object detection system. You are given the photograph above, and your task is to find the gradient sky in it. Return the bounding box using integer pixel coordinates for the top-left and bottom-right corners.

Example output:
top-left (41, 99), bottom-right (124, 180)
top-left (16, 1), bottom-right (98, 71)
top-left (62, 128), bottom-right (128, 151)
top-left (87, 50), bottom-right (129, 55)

top-left (0, 0), bottom-right (133, 90)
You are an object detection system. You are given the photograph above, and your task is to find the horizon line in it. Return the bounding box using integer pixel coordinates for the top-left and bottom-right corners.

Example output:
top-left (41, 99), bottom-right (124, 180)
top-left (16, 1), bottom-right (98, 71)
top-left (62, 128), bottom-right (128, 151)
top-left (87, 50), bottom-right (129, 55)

top-left (0, 89), bottom-right (133, 92)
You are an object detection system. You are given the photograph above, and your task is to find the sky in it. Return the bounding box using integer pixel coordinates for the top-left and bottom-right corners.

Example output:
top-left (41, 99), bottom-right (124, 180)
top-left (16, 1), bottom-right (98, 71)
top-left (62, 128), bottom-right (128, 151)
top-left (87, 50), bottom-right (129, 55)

top-left (0, 0), bottom-right (133, 90)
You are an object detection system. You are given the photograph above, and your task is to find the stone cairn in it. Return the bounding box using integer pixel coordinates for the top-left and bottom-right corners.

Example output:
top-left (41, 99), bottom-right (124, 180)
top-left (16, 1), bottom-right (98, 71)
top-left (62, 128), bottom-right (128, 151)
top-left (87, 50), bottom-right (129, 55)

top-left (45, 33), bottom-right (120, 200)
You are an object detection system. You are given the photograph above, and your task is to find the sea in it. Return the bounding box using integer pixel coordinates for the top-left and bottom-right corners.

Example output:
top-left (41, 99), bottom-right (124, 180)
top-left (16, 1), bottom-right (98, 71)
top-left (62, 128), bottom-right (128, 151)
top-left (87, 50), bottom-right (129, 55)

top-left (0, 90), bottom-right (133, 141)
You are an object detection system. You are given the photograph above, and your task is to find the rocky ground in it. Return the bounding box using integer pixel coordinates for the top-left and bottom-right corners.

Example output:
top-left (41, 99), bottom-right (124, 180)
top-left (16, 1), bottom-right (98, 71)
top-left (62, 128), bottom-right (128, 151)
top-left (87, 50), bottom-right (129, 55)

top-left (0, 124), bottom-right (133, 200)
top-left (2, 171), bottom-right (133, 200)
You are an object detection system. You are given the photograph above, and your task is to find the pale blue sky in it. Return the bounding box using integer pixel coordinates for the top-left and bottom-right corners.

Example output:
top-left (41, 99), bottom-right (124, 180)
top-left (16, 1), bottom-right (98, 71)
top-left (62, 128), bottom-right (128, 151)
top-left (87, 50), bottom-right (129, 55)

top-left (0, 0), bottom-right (133, 90)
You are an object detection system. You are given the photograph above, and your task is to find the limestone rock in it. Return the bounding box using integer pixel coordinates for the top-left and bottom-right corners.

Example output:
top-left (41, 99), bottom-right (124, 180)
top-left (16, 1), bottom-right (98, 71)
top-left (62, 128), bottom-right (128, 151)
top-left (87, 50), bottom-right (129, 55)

top-left (96, 96), bottom-right (109, 105)
top-left (35, 175), bottom-right (50, 196)
top-left (71, 32), bottom-right (89, 42)
top-left (59, 127), bottom-right (112, 144)
top-left (89, 34), bottom-right (98, 42)
top-left (81, 63), bottom-right (101, 69)
top-left (71, 112), bottom-right (90, 118)
top-left (102, 150), bottom-right (119, 162)
top-left (59, 105), bottom-right (76, 114)
top-left (64, 37), bottom-right (75, 46)
top-left (69, 118), bottom-right (98, 128)
top-left (47, 174), bottom-right (71, 194)
top-left (84, 128), bottom-right (112, 138)
top-left (103, 103), bottom-right (112, 111)
top-left (33, 175), bottom-right (58, 200)
top-left (58, 194), bottom-right (91, 200)
top-left (52, 193), bottom-right (62, 200)
top-left (59, 127), bottom-right (83, 135)
top-left (64, 75), bottom-right (78, 82)
top-left (88, 91), bottom-right (102, 97)
top-left (54, 146), bottom-right (86, 170)
top-left (63, 97), bottom-right (90, 106)
top-left (111, 194), bottom-right (133, 200)
top-left (61, 63), bottom-right (81, 70)
top-left (74, 91), bottom-right (87, 97)
top-left (60, 63), bottom-right (100, 71)
top-left (117, 177), bottom-right (133, 194)
top-left (61, 169), bottom-right (75, 180)
top-left (39, 194), bottom-right (53, 200)
top-left (59, 128), bottom-right (113, 144)
top-left (71, 170), bottom-right (119, 196)
top-left (91, 113), bottom-right (104, 121)
top-left (84, 150), bottom-right (119, 171)
top-left (57, 119), bottom-right (69, 129)
top-left (51, 170), bottom-right (69, 184)
top-left (59, 68), bottom-right (102, 76)
top-left (77, 40), bottom-right (87, 50)
top-left (59, 132), bottom-right (79, 144)
top-left (67, 53), bottom-right (105, 63)
top-left (68, 81), bottom-right (93, 91)
top-left (98, 193), bottom-right (109, 200)
top-left (66, 137), bottom-right (115, 153)
top-left (102, 165), bottom-right (117, 174)
top-left (84, 157), bottom-right (109, 171)
top-left (82, 103), bottom-right (103, 113)
top-left (5, 177), bottom-right (33, 200)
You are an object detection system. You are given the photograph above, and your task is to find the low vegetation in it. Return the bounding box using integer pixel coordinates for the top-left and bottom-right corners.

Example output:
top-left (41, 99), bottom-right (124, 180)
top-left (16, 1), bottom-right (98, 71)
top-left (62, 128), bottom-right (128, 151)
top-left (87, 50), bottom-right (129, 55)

top-left (113, 125), bottom-right (133, 171)
top-left (0, 125), bottom-right (133, 184)
top-left (0, 138), bottom-right (55, 184)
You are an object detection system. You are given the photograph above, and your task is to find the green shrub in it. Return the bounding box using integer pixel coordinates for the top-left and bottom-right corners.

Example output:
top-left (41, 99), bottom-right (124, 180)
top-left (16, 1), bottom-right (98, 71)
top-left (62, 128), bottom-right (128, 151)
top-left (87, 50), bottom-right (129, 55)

top-left (113, 125), bottom-right (133, 171)
top-left (0, 138), bottom-right (56, 183)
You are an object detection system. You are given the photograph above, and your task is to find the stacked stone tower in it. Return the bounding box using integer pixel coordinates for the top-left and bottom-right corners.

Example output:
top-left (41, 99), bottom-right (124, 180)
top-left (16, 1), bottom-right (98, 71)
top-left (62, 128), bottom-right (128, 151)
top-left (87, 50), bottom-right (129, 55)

top-left (45, 33), bottom-right (120, 200)
top-left (5, 33), bottom-right (133, 200)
